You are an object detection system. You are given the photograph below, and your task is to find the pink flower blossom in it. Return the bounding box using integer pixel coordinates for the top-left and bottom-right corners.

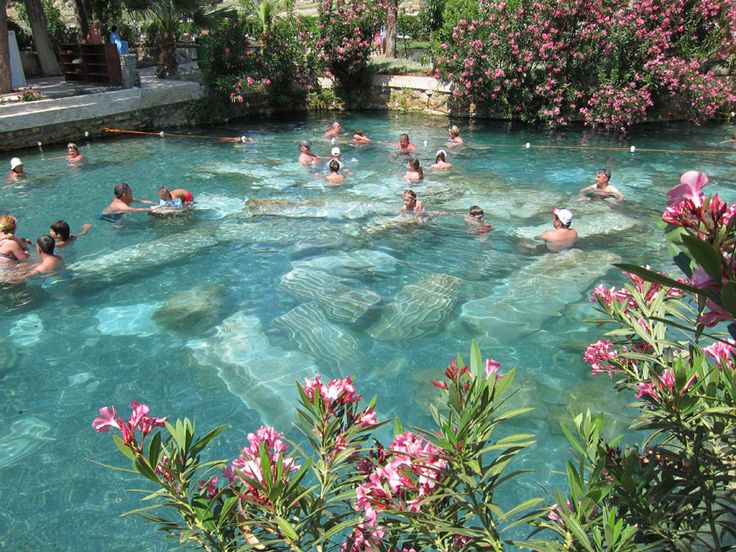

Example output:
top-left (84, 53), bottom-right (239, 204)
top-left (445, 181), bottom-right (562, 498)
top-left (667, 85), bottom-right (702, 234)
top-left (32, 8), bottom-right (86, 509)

top-left (635, 381), bottom-right (658, 400)
top-left (92, 406), bottom-right (120, 432)
top-left (666, 171), bottom-right (708, 208)
top-left (703, 340), bottom-right (735, 364)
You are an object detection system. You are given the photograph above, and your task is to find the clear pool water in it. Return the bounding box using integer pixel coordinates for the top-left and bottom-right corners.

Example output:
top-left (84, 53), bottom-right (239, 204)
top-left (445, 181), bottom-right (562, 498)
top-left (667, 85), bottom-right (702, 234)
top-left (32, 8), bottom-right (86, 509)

top-left (1, 112), bottom-right (735, 549)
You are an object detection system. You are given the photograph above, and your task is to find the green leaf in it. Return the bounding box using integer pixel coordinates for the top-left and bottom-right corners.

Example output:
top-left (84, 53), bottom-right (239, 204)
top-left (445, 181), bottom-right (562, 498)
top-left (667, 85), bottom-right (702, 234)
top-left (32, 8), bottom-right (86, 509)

top-left (134, 457), bottom-right (160, 483)
top-left (147, 431), bottom-right (162, 468)
top-left (681, 234), bottom-right (723, 282)
top-left (613, 264), bottom-right (702, 295)
top-left (721, 282), bottom-right (736, 316)
top-left (276, 516), bottom-right (298, 541)
top-left (113, 434), bottom-right (137, 460)
top-left (393, 417), bottom-right (403, 436)
top-left (190, 424), bottom-right (227, 457)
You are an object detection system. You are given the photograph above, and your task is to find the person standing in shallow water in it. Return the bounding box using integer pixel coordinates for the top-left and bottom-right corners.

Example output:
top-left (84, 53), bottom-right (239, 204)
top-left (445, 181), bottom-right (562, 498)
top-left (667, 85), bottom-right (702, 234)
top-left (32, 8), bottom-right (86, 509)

top-left (537, 208), bottom-right (578, 251)
top-left (578, 168), bottom-right (624, 203)
top-left (102, 182), bottom-right (156, 215)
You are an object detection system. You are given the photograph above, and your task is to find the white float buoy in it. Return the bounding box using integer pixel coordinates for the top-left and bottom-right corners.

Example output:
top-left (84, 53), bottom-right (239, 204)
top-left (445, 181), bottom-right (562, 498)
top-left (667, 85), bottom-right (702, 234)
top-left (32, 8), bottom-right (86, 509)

top-left (159, 131), bottom-right (165, 137)
top-left (423, 140), bottom-right (428, 147)
top-left (630, 145), bottom-right (636, 153)
top-left (331, 138), bottom-right (336, 144)
top-left (84, 131), bottom-right (89, 137)
top-left (525, 142), bottom-right (531, 149)
top-left (37, 141), bottom-right (42, 147)
top-left (241, 136), bottom-right (247, 143)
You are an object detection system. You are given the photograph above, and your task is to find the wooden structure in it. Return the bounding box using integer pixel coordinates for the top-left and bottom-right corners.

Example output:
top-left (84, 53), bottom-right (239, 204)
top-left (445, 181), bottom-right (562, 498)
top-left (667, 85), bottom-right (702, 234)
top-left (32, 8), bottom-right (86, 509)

top-left (59, 44), bottom-right (122, 85)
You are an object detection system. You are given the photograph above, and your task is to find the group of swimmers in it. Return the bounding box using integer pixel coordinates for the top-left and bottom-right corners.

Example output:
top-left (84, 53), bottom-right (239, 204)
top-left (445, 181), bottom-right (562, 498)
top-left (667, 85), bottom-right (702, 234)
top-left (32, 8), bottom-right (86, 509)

top-left (2, 122), bottom-right (634, 279)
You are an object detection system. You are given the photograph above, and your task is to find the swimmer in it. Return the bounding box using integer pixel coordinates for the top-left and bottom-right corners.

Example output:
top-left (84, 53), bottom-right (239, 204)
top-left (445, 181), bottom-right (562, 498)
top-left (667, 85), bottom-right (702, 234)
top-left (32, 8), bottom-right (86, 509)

top-left (327, 147), bottom-right (353, 176)
top-left (578, 168), bottom-right (624, 203)
top-left (27, 235), bottom-right (63, 275)
top-left (298, 140), bottom-right (320, 166)
top-left (352, 129), bottom-right (371, 144)
top-left (323, 159), bottom-right (345, 187)
top-left (430, 150), bottom-right (452, 170)
top-left (381, 133), bottom-right (417, 153)
top-left (401, 189), bottom-right (426, 221)
top-left (102, 182), bottom-right (156, 215)
top-left (465, 205), bottom-right (492, 233)
top-left (323, 121), bottom-right (342, 139)
top-left (448, 125), bottom-right (464, 145)
top-left (537, 208), bottom-right (578, 251)
top-left (170, 188), bottom-right (194, 204)
top-left (66, 143), bottom-right (83, 162)
top-left (0, 215), bottom-right (31, 263)
top-left (8, 157), bottom-right (25, 180)
top-left (156, 186), bottom-right (184, 208)
top-left (404, 158), bottom-right (424, 182)
top-left (50, 220), bottom-right (92, 248)
top-left (719, 134), bottom-right (736, 145)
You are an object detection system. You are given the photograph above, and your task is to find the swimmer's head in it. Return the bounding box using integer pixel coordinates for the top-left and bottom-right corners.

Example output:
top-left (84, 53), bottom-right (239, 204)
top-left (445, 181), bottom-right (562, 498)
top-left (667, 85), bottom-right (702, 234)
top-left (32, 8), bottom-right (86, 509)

top-left (157, 185), bottom-right (173, 201)
top-left (596, 168), bottom-right (611, 183)
top-left (36, 235), bottom-right (55, 255)
top-left (10, 157), bottom-right (23, 173)
top-left (50, 220), bottom-right (71, 241)
top-left (298, 139), bottom-right (311, 151)
top-left (435, 149), bottom-right (447, 162)
top-left (469, 205), bottom-right (484, 217)
top-left (403, 189), bottom-right (416, 203)
top-left (328, 159), bottom-right (340, 173)
top-left (331, 121), bottom-right (341, 131)
top-left (0, 215), bottom-right (17, 234)
top-left (408, 158), bottom-right (420, 170)
top-left (552, 207), bottom-right (573, 228)
top-left (353, 129), bottom-right (365, 137)
top-left (114, 182), bottom-right (132, 199)
top-left (399, 133), bottom-right (410, 148)
top-left (448, 125), bottom-right (460, 137)
top-left (67, 143), bottom-right (79, 153)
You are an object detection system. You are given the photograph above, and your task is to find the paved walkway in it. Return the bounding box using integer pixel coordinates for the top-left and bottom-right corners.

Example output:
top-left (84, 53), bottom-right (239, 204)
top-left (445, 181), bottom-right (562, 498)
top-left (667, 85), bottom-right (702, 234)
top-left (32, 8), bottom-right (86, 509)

top-left (0, 64), bottom-right (204, 150)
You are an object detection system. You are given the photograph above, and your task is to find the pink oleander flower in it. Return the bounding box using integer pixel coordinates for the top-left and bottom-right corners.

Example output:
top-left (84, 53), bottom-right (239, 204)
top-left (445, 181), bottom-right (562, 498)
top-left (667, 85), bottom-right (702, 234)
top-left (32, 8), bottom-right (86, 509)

top-left (354, 407), bottom-right (377, 428)
top-left (484, 357), bottom-right (501, 379)
top-left (584, 339), bottom-right (619, 375)
top-left (700, 299), bottom-right (733, 327)
top-left (666, 170), bottom-right (708, 208)
top-left (92, 406), bottom-right (120, 432)
top-left (703, 340), bottom-right (735, 365)
top-left (659, 369), bottom-right (675, 393)
top-left (635, 381), bottom-right (658, 400)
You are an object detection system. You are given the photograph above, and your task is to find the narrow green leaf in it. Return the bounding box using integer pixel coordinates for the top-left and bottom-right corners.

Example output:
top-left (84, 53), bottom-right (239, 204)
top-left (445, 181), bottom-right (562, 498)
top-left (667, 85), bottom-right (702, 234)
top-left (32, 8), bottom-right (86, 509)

top-left (721, 282), bottom-right (736, 316)
top-left (276, 516), bottom-right (299, 541)
top-left (113, 434), bottom-right (137, 460)
top-left (681, 234), bottom-right (722, 282)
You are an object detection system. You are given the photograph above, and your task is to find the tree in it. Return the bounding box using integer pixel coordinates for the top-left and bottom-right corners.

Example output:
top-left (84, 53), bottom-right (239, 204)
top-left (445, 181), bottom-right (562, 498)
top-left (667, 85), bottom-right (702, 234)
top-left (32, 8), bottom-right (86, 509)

top-left (0, 0), bottom-right (12, 93)
top-left (23, 0), bottom-right (60, 75)
top-left (384, 0), bottom-right (397, 58)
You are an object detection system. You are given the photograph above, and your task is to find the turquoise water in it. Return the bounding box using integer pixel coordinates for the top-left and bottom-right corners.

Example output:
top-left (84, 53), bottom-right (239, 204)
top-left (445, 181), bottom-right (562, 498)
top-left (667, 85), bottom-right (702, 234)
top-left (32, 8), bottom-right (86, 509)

top-left (1, 112), bottom-right (735, 549)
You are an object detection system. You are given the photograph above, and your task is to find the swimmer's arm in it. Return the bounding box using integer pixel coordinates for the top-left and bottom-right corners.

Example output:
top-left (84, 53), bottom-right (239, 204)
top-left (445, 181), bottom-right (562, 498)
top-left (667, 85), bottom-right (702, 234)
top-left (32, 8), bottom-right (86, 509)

top-left (578, 184), bottom-right (595, 197)
top-left (132, 198), bottom-right (156, 205)
top-left (611, 186), bottom-right (624, 201)
top-left (74, 223), bottom-right (92, 237)
top-left (536, 230), bottom-right (553, 241)
top-left (342, 168), bottom-right (353, 176)
top-left (7, 239), bottom-right (30, 260)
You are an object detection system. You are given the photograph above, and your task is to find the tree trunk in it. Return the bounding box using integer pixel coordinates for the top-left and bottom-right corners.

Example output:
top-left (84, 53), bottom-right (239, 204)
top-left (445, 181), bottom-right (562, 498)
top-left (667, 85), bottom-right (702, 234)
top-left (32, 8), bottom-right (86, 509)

top-left (157, 32), bottom-right (177, 78)
top-left (73, 0), bottom-right (90, 41)
top-left (384, 0), bottom-right (398, 59)
top-left (24, 0), bottom-right (61, 76)
top-left (0, 0), bottom-right (11, 93)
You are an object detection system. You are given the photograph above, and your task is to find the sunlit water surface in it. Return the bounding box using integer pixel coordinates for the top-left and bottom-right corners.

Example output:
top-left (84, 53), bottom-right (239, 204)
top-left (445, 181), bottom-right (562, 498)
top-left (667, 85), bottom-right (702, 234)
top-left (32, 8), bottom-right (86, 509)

top-left (1, 112), bottom-right (735, 549)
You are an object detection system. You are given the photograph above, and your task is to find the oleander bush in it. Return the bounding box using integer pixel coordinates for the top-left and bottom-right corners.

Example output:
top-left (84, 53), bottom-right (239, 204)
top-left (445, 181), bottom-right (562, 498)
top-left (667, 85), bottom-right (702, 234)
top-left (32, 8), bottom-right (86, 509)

top-left (94, 171), bottom-right (736, 550)
top-left (434, 0), bottom-right (736, 131)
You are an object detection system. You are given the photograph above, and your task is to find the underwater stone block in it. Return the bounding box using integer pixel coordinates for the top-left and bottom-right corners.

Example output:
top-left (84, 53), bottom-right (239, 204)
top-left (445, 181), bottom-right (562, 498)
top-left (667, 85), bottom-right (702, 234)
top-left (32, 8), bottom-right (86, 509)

top-left (151, 284), bottom-right (226, 333)
top-left (460, 249), bottom-right (621, 345)
top-left (271, 302), bottom-right (360, 363)
top-left (187, 312), bottom-right (318, 428)
top-left (245, 198), bottom-right (372, 220)
top-left (290, 249), bottom-right (399, 278)
top-left (367, 273), bottom-right (461, 341)
top-left (280, 268), bottom-right (382, 324)
top-left (515, 208), bottom-right (639, 241)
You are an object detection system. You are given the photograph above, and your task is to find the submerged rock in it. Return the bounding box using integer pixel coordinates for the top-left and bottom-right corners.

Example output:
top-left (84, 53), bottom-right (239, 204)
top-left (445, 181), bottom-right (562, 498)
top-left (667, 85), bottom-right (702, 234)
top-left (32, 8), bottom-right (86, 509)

top-left (151, 284), bottom-right (226, 333)
top-left (187, 312), bottom-right (318, 428)
top-left (460, 249), bottom-right (621, 345)
top-left (271, 302), bottom-right (360, 363)
top-left (290, 249), bottom-right (399, 278)
top-left (367, 273), bottom-right (461, 341)
top-left (0, 418), bottom-right (52, 471)
top-left (281, 268), bottom-right (382, 324)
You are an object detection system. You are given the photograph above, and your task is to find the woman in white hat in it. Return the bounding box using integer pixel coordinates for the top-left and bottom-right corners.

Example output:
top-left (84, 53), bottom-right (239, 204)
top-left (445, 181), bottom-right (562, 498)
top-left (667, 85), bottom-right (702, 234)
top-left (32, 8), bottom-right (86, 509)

top-left (9, 158), bottom-right (25, 179)
top-left (430, 150), bottom-right (452, 171)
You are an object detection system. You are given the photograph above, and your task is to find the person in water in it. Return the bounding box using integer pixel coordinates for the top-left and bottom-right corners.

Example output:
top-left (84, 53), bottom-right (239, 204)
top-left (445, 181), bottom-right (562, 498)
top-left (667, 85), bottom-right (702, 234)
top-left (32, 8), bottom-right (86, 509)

top-left (431, 150), bottom-right (452, 170)
top-left (66, 143), bottom-right (83, 162)
top-left (102, 182), bottom-right (156, 214)
top-left (170, 188), bottom-right (194, 204)
top-left (323, 121), bottom-right (342, 139)
top-left (323, 159), bottom-right (345, 187)
top-left (382, 133), bottom-right (417, 153)
top-left (578, 168), bottom-right (624, 203)
top-left (298, 140), bottom-right (320, 166)
top-left (352, 129), bottom-right (371, 144)
top-left (401, 189), bottom-right (426, 220)
top-left (537, 208), bottom-right (578, 251)
top-left (326, 147), bottom-right (353, 176)
top-left (156, 186), bottom-right (184, 208)
top-left (465, 205), bottom-right (492, 233)
top-left (404, 158), bottom-right (424, 182)
top-left (0, 215), bottom-right (31, 263)
top-left (8, 157), bottom-right (25, 180)
top-left (50, 220), bottom-right (91, 248)
top-left (28, 235), bottom-right (63, 275)
top-left (448, 125), bottom-right (464, 145)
